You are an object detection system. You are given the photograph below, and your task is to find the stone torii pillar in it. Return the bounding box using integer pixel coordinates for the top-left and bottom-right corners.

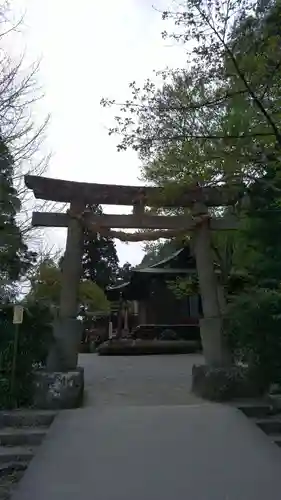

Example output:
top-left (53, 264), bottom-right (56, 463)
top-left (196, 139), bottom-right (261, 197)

top-left (189, 203), bottom-right (257, 402)
top-left (192, 203), bottom-right (231, 367)
top-left (46, 201), bottom-right (85, 372)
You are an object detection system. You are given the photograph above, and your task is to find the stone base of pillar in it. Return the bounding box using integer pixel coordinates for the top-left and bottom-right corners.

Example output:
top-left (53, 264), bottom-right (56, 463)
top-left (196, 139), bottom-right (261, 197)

top-left (191, 364), bottom-right (266, 402)
top-left (32, 367), bottom-right (84, 410)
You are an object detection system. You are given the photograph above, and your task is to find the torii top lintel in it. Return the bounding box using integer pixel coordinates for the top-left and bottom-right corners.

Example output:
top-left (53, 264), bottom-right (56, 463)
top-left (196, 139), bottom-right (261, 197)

top-left (24, 175), bottom-right (241, 207)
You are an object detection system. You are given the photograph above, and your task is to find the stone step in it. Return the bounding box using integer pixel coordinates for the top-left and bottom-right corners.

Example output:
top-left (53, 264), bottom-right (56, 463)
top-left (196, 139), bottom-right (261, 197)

top-left (0, 410), bottom-right (57, 428)
top-left (0, 461), bottom-right (28, 477)
top-left (0, 427), bottom-right (47, 447)
top-left (255, 416), bottom-right (281, 435)
top-left (237, 403), bottom-right (275, 419)
top-left (0, 446), bottom-right (35, 464)
top-left (268, 435), bottom-right (281, 447)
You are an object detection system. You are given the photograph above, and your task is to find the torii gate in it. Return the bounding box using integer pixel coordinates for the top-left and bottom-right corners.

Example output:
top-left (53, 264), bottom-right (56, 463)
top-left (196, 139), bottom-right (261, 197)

top-left (25, 175), bottom-right (240, 374)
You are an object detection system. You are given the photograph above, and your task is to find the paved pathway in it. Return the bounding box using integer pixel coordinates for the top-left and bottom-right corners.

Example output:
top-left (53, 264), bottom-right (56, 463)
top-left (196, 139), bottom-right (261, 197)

top-left (81, 353), bottom-right (204, 407)
top-left (12, 353), bottom-right (281, 500)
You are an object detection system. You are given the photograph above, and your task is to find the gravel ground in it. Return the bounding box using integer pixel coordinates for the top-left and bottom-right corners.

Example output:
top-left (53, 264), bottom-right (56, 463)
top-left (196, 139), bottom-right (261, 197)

top-left (80, 353), bottom-right (204, 407)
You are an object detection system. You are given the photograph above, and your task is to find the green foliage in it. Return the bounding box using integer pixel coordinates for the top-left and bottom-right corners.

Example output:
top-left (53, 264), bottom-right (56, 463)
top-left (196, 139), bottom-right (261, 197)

top-left (79, 280), bottom-right (109, 313)
top-left (240, 167), bottom-right (281, 282)
top-left (0, 138), bottom-right (36, 300)
top-left (100, 2), bottom-right (281, 330)
top-left (115, 0), bottom-right (281, 306)
top-left (0, 303), bottom-right (53, 408)
top-left (27, 259), bottom-right (109, 313)
top-left (117, 262), bottom-right (133, 283)
top-left (102, 0), bottom-right (281, 195)
top-left (215, 165), bottom-right (281, 294)
top-left (101, 0), bottom-right (281, 384)
top-left (225, 287), bottom-right (281, 389)
top-left (82, 204), bottom-right (119, 289)
top-left (167, 276), bottom-right (198, 299)
top-left (27, 259), bottom-right (61, 306)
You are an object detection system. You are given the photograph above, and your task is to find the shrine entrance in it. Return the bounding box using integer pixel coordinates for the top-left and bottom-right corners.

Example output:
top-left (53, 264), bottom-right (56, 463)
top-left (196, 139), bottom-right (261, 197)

top-left (25, 175), bottom-right (240, 374)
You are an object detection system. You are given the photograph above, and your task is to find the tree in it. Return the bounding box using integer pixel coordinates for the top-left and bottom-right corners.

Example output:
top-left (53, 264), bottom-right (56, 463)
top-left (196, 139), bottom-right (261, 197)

top-left (0, 3), bottom-right (50, 300)
top-left (0, 138), bottom-right (36, 301)
top-left (101, 0), bottom-right (281, 289)
top-left (27, 259), bottom-right (109, 313)
top-left (232, 166), bottom-right (281, 286)
top-left (100, 0), bottom-right (281, 372)
top-left (117, 262), bottom-right (133, 283)
top-left (81, 204), bottom-right (120, 290)
top-left (101, 0), bottom-right (281, 195)
top-left (209, 0), bottom-right (281, 289)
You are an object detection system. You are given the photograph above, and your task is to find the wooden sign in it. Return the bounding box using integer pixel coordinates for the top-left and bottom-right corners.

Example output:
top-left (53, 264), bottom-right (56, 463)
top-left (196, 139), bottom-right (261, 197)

top-left (13, 305), bottom-right (24, 325)
top-left (108, 321), bottom-right (113, 339)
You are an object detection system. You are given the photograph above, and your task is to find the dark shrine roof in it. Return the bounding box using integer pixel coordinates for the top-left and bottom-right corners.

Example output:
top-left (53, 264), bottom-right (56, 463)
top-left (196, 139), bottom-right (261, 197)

top-left (148, 247), bottom-right (193, 269)
top-left (132, 267), bottom-right (195, 275)
top-left (106, 246), bottom-right (196, 301)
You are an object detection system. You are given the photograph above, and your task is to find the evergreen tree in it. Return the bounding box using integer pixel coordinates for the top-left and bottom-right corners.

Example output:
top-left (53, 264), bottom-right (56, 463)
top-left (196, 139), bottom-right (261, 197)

top-left (81, 204), bottom-right (120, 290)
top-left (0, 138), bottom-right (36, 300)
top-left (139, 240), bottom-right (179, 268)
top-left (117, 262), bottom-right (133, 283)
top-left (240, 166), bottom-right (281, 285)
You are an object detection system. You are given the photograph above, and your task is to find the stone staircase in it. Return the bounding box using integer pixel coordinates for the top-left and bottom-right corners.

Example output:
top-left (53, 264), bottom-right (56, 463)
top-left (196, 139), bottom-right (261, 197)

top-left (237, 400), bottom-right (281, 448)
top-left (0, 410), bottom-right (57, 499)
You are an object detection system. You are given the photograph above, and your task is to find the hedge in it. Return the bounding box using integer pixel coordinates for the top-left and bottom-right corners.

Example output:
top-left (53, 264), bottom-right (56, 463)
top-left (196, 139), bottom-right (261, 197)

top-left (225, 287), bottom-right (281, 392)
top-left (131, 324), bottom-right (200, 342)
top-left (0, 302), bottom-right (53, 408)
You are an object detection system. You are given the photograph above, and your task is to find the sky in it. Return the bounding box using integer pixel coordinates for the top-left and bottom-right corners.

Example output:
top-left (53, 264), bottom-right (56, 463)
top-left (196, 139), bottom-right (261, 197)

top-left (11, 0), bottom-right (186, 266)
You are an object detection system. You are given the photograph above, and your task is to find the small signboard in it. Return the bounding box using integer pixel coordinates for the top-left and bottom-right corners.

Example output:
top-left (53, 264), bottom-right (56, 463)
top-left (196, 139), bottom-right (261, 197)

top-left (13, 305), bottom-right (24, 325)
top-left (108, 321), bottom-right (113, 339)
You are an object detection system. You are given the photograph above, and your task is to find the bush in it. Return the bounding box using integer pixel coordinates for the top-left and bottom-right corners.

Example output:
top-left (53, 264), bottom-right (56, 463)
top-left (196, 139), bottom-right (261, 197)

top-left (192, 364), bottom-right (264, 401)
top-left (131, 324), bottom-right (201, 342)
top-left (224, 287), bottom-right (281, 391)
top-left (0, 302), bottom-right (53, 408)
top-left (159, 329), bottom-right (178, 340)
top-left (98, 339), bottom-right (201, 356)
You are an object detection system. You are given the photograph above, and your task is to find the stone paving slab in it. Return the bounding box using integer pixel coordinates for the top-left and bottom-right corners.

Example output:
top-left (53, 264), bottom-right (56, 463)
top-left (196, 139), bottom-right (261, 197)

top-left (11, 403), bottom-right (281, 500)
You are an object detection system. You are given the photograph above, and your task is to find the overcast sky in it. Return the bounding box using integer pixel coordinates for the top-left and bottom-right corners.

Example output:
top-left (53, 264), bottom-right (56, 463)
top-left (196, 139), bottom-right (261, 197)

top-left (12, 0), bottom-right (186, 265)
